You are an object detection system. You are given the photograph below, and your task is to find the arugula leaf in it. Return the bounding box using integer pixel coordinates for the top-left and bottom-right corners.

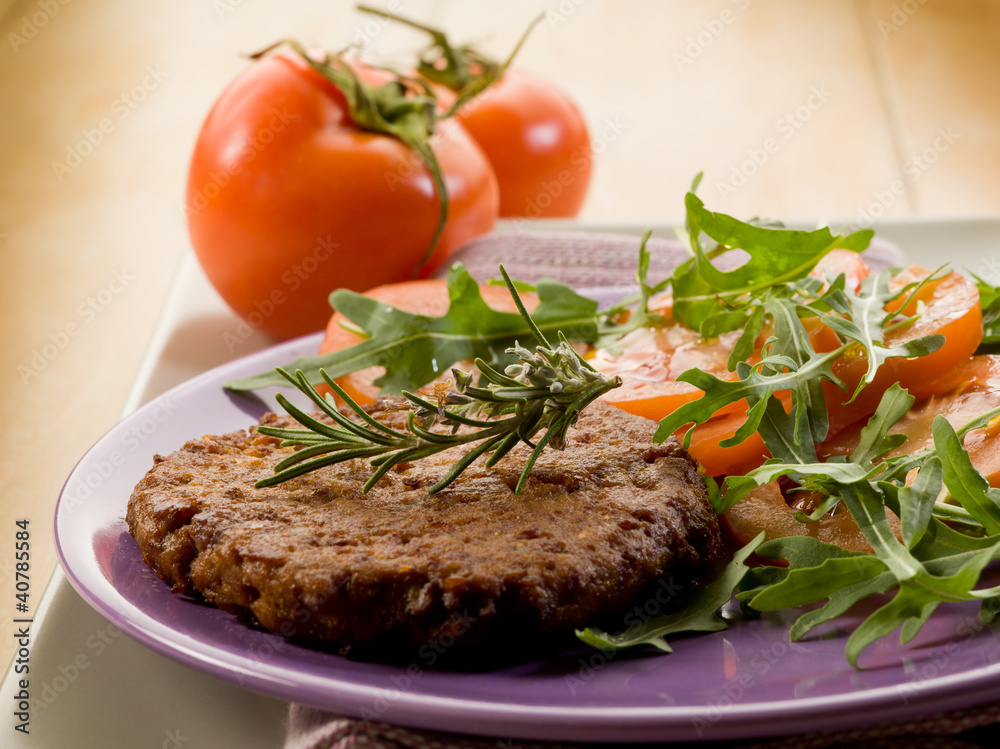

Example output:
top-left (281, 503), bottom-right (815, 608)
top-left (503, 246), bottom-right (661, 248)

top-left (654, 346), bottom-right (844, 447)
top-left (749, 555), bottom-right (887, 611)
top-left (672, 192), bottom-right (873, 334)
top-left (657, 266), bottom-right (943, 462)
top-left (970, 271), bottom-right (1000, 349)
top-left (737, 536), bottom-right (896, 641)
top-left (844, 584), bottom-right (937, 666)
top-left (744, 476), bottom-right (1000, 666)
top-left (732, 391), bottom-right (1000, 667)
top-left (848, 383), bottom-right (914, 466)
top-left (808, 272), bottom-right (944, 398)
top-left (763, 295), bottom-right (831, 446)
top-left (796, 574), bottom-right (899, 642)
top-left (576, 533), bottom-right (763, 653)
top-left (933, 415), bottom-right (1000, 534)
top-left (649, 197), bottom-right (1000, 667)
top-left (720, 385), bottom-right (914, 518)
top-left (225, 264), bottom-right (602, 393)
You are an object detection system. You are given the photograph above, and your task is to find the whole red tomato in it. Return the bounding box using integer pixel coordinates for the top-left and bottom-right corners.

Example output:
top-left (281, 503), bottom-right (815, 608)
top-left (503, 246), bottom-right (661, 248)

top-left (356, 6), bottom-right (592, 219)
top-left (455, 67), bottom-right (592, 219)
top-left (185, 51), bottom-right (498, 341)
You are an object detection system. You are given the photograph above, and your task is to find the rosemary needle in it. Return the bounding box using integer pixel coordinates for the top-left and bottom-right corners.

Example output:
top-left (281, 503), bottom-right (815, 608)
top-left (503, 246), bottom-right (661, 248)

top-left (255, 275), bottom-right (621, 495)
top-left (255, 340), bottom-right (621, 495)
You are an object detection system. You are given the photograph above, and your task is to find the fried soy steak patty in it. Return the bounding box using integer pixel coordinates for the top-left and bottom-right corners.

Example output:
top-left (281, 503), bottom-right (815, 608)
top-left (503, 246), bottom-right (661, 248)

top-left (127, 401), bottom-right (722, 658)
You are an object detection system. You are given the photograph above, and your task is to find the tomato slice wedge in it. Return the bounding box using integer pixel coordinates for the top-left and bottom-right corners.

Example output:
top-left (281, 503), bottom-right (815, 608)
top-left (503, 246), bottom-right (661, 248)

top-left (317, 279), bottom-right (536, 406)
top-left (683, 411), bottom-right (769, 478)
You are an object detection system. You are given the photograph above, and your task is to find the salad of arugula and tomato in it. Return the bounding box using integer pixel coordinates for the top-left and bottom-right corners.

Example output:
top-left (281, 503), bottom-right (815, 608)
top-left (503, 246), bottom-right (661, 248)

top-left (228, 191), bottom-right (1000, 667)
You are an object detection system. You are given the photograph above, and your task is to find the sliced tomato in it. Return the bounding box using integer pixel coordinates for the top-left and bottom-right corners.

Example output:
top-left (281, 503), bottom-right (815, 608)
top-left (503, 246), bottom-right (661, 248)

top-left (593, 250), bottom-right (868, 423)
top-left (810, 246), bottom-right (871, 290)
top-left (318, 279), bottom-right (537, 406)
top-left (821, 354), bottom-right (1000, 484)
top-left (722, 481), bottom-right (902, 556)
top-left (591, 305), bottom-right (747, 422)
top-left (725, 355), bottom-right (1000, 557)
top-left (821, 267), bottom-right (983, 436)
top-left (588, 250), bottom-right (869, 475)
top-left (683, 411), bottom-right (769, 478)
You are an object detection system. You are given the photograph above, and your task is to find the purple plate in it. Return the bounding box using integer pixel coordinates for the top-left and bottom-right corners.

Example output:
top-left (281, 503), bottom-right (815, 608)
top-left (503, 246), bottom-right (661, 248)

top-left (55, 332), bottom-right (1000, 743)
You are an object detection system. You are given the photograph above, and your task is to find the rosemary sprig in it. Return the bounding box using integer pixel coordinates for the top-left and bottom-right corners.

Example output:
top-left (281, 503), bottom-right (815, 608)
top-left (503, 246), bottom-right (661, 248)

top-left (255, 343), bottom-right (620, 494)
top-left (255, 275), bottom-right (622, 494)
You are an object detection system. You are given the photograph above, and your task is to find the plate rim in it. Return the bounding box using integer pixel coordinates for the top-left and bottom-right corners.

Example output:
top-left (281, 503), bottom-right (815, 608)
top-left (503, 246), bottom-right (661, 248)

top-left (53, 319), bottom-right (1000, 744)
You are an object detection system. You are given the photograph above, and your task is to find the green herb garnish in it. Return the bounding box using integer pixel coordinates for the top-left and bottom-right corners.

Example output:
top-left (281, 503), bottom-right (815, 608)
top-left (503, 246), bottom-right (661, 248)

top-left (671, 192), bottom-right (874, 336)
top-left (615, 197), bottom-right (999, 666)
top-left (656, 273), bottom-right (945, 453)
top-left (225, 255), bottom-right (651, 394)
top-left (971, 271), bottom-right (1000, 350)
top-left (734, 399), bottom-right (1000, 667)
top-left (254, 269), bottom-right (621, 495)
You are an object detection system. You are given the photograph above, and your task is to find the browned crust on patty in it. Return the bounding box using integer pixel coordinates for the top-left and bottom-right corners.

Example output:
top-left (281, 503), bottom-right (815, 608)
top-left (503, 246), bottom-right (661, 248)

top-left (126, 401), bottom-right (721, 658)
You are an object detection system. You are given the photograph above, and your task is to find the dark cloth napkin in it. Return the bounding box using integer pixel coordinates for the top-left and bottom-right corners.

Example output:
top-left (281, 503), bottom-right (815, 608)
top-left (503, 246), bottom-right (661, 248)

top-left (284, 230), bottom-right (1000, 749)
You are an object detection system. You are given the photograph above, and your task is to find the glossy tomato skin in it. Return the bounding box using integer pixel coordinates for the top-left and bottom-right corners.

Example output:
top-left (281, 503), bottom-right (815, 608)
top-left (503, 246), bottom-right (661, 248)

top-left (455, 68), bottom-right (591, 219)
top-left (186, 53), bottom-right (499, 341)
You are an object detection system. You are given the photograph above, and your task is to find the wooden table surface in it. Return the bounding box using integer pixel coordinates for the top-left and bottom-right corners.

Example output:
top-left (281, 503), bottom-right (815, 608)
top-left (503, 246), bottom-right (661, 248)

top-left (1, 0), bottom-right (999, 676)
